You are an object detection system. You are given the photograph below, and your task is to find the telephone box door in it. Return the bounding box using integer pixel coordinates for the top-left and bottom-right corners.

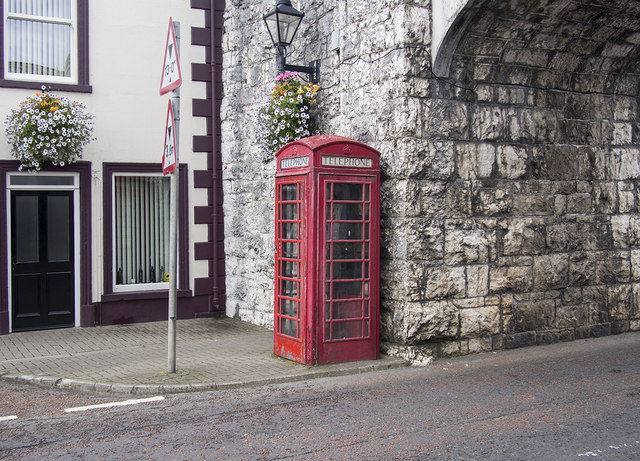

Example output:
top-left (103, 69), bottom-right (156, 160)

top-left (319, 176), bottom-right (379, 363)
top-left (274, 178), bottom-right (305, 362)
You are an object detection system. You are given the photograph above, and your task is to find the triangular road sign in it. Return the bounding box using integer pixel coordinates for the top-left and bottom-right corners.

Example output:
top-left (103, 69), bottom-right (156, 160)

top-left (163, 100), bottom-right (177, 175)
top-left (160, 17), bottom-right (182, 95)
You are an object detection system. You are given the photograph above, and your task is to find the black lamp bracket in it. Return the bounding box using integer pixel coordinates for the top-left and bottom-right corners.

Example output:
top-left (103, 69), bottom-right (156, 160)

top-left (277, 53), bottom-right (320, 83)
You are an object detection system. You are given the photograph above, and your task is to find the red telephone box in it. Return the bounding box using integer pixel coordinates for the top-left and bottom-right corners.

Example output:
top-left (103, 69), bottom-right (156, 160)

top-left (274, 135), bottom-right (380, 365)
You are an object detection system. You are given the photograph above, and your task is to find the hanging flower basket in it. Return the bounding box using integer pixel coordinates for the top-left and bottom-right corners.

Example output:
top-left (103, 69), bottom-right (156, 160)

top-left (255, 71), bottom-right (319, 160)
top-left (5, 86), bottom-right (95, 172)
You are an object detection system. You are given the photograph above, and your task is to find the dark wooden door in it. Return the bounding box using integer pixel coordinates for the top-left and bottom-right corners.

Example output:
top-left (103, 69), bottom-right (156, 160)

top-left (11, 191), bottom-right (74, 331)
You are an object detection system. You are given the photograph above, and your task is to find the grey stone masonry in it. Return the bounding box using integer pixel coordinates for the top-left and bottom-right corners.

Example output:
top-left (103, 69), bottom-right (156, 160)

top-left (222, 0), bottom-right (640, 362)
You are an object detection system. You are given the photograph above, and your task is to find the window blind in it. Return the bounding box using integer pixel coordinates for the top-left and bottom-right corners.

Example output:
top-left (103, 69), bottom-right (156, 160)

top-left (5, 0), bottom-right (74, 78)
top-left (114, 176), bottom-right (170, 286)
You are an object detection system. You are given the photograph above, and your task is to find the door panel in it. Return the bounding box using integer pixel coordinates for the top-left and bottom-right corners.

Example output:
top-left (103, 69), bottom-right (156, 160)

top-left (11, 191), bottom-right (75, 331)
top-left (320, 176), bottom-right (378, 363)
top-left (274, 179), bottom-right (305, 362)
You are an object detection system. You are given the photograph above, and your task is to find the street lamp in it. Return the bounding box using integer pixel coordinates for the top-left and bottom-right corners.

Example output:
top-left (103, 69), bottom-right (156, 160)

top-left (263, 0), bottom-right (320, 83)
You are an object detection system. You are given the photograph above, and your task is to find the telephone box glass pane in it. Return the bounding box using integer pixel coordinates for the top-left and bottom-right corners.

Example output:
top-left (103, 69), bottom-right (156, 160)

top-left (281, 184), bottom-right (298, 201)
top-left (280, 318), bottom-right (298, 337)
top-left (333, 281), bottom-right (362, 299)
top-left (281, 298), bottom-right (298, 317)
top-left (333, 203), bottom-right (362, 221)
top-left (333, 183), bottom-right (362, 201)
top-left (332, 261), bottom-right (362, 279)
top-left (280, 279), bottom-right (298, 299)
top-left (332, 300), bottom-right (362, 319)
top-left (333, 320), bottom-right (362, 339)
top-left (333, 242), bottom-right (363, 260)
top-left (282, 242), bottom-right (298, 259)
top-left (282, 222), bottom-right (298, 240)
top-left (281, 203), bottom-right (298, 220)
top-left (333, 222), bottom-right (362, 240)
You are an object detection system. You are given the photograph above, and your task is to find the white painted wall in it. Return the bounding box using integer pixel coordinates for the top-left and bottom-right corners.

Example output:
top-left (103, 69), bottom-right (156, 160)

top-left (431, 0), bottom-right (469, 68)
top-left (0, 1), bottom-right (210, 302)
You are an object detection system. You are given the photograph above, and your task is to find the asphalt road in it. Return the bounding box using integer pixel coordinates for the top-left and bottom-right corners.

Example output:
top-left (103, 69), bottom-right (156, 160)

top-left (1, 333), bottom-right (639, 460)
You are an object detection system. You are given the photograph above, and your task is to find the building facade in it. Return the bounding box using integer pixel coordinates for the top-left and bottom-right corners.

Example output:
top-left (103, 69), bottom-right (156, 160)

top-left (222, 0), bottom-right (640, 362)
top-left (0, 0), bottom-right (226, 333)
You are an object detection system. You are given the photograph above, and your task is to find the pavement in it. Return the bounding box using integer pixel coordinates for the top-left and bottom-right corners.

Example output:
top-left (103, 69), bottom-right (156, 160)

top-left (0, 317), bottom-right (408, 394)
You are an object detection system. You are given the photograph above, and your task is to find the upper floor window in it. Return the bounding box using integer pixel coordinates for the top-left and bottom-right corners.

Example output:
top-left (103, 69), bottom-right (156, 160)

top-left (1, 0), bottom-right (90, 91)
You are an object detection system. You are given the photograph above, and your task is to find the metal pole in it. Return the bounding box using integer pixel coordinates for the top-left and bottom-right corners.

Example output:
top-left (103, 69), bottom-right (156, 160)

top-left (168, 21), bottom-right (180, 374)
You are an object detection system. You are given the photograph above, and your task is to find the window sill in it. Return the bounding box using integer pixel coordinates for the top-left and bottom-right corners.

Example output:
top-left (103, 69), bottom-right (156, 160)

top-left (101, 289), bottom-right (193, 303)
top-left (0, 79), bottom-right (92, 93)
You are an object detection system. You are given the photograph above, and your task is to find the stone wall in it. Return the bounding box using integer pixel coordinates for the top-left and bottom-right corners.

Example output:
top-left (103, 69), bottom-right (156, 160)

top-left (222, 0), bottom-right (639, 362)
top-left (221, 0), bottom-right (430, 327)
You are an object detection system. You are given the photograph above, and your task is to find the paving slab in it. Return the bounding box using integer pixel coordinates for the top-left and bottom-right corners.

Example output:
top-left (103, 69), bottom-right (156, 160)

top-left (0, 317), bottom-right (407, 394)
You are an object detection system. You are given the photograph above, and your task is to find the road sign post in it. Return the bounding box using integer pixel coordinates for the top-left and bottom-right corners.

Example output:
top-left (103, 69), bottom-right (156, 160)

top-left (161, 18), bottom-right (181, 374)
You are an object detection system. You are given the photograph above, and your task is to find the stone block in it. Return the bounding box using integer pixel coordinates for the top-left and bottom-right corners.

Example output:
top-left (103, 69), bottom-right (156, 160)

top-left (596, 252), bottom-right (631, 284)
top-left (497, 145), bottom-right (528, 179)
top-left (511, 299), bottom-right (556, 333)
top-left (404, 263), bottom-right (465, 302)
top-left (473, 186), bottom-right (512, 216)
top-left (401, 301), bottom-right (459, 343)
top-left (566, 193), bottom-right (593, 214)
top-left (531, 145), bottom-right (595, 180)
top-left (501, 218), bottom-right (546, 256)
top-left (547, 223), bottom-right (596, 252)
top-left (533, 254), bottom-right (569, 291)
top-left (569, 252), bottom-right (597, 286)
top-left (444, 227), bottom-right (494, 265)
top-left (591, 182), bottom-right (618, 214)
top-left (467, 265), bottom-right (489, 297)
top-left (558, 119), bottom-right (600, 145)
top-left (381, 180), bottom-right (417, 218)
top-left (589, 301), bottom-right (609, 325)
top-left (632, 250), bottom-right (640, 281)
top-left (456, 143), bottom-right (495, 179)
top-left (460, 306), bottom-right (500, 338)
top-left (471, 106), bottom-right (507, 141)
top-left (609, 147), bottom-right (640, 180)
top-left (618, 190), bottom-right (636, 213)
top-left (406, 219), bottom-right (445, 261)
top-left (612, 122), bottom-right (633, 145)
top-left (556, 304), bottom-right (589, 329)
top-left (427, 99), bottom-right (469, 140)
top-left (509, 108), bottom-right (557, 144)
top-left (632, 284), bottom-right (640, 319)
top-left (502, 331), bottom-right (537, 349)
top-left (467, 337), bottom-right (494, 354)
top-left (609, 284), bottom-right (632, 320)
top-left (513, 194), bottom-right (556, 216)
top-left (536, 329), bottom-right (575, 345)
top-left (489, 266), bottom-right (533, 293)
top-left (611, 215), bottom-right (640, 248)
top-left (443, 182), bottom-right (472, 217)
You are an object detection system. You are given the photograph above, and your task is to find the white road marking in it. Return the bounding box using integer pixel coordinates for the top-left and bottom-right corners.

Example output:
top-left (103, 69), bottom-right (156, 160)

top-left (0, 415), bottom-right (18, 422)
top-left (64, 396), bottom-right (165, 413)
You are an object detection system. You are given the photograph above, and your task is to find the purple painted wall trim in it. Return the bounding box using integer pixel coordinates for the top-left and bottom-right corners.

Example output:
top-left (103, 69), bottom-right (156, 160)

top-left (190, 0), bottom-right (226, 314)
top-left (0, 161), bottom-right (92, 334)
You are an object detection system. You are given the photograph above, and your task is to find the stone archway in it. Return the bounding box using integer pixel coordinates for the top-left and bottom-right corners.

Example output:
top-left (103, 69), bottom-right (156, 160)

top-left (385, 0), bottom-right (640, 359)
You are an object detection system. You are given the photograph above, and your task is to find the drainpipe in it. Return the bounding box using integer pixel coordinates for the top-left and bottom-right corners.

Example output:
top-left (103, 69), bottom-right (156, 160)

top-left (210, 0), bottom-right (222, 312)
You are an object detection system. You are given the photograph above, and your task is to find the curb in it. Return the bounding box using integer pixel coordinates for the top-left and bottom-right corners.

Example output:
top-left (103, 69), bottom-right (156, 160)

top-left (1, 356), bottom-right (409, 395)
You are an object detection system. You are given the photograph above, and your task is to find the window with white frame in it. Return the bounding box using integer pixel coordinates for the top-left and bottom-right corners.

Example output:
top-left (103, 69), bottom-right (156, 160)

top-left (2, 0), bottom-right (88, 86)
top-left (113, 174), bottom-right (171, 291)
